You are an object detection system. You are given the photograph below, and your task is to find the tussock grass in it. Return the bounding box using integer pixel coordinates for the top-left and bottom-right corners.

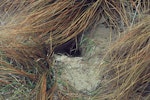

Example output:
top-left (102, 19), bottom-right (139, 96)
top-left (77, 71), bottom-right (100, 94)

top-left (111, 15), bottom-right (150, 99)
top-left (93, 15), bottom-right (150, 100)
top-left (0, 0), bottom-right (149, 99)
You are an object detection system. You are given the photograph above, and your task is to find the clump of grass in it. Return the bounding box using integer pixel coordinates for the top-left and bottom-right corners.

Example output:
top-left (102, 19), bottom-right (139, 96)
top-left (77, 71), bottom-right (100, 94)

top-left (93, 15), bottom-right (150, 100)
top-left (79, 35), bottom-right (96, 56)
top-left (0, 79), bottom-right (35, 100)
top-left (0, 0), bottom-right (149, 99)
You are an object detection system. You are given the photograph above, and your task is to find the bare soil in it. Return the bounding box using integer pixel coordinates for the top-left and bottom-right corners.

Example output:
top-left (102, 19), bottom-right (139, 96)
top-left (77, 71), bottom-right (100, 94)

top-left (54, 20), bottom-right (119, 96)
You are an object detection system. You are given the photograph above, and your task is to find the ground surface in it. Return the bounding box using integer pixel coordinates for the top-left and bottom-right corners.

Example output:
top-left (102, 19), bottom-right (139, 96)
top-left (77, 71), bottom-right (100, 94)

top-left (54, 20), bottom-right (119, 96)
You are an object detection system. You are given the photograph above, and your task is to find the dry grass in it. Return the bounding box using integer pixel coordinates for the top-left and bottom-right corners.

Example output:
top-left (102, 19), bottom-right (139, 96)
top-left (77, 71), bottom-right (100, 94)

top-left (0, 0), bottom-right (150, 100)
top-left (111, 15), bottom-right (150, 99)
top-left (93, 15), bottom-right (150, 100)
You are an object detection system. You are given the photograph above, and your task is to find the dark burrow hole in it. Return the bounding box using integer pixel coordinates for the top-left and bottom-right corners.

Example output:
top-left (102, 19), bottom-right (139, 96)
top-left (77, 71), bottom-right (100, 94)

top-left (54, 38), bottom-right (82, 57)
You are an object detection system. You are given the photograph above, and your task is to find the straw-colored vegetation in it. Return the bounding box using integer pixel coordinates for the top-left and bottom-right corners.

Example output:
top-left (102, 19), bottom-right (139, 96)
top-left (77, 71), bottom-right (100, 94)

top-left (0, 0), bottom-right (149, 100)
top-left (93, 15), bottom-right (150, 100)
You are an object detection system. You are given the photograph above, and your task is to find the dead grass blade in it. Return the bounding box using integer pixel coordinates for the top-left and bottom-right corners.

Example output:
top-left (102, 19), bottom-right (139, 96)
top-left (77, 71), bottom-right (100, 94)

top-left (101, 15), bottom-right (150, 99)
top-left (37, 73), bottom-right (47, 100)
